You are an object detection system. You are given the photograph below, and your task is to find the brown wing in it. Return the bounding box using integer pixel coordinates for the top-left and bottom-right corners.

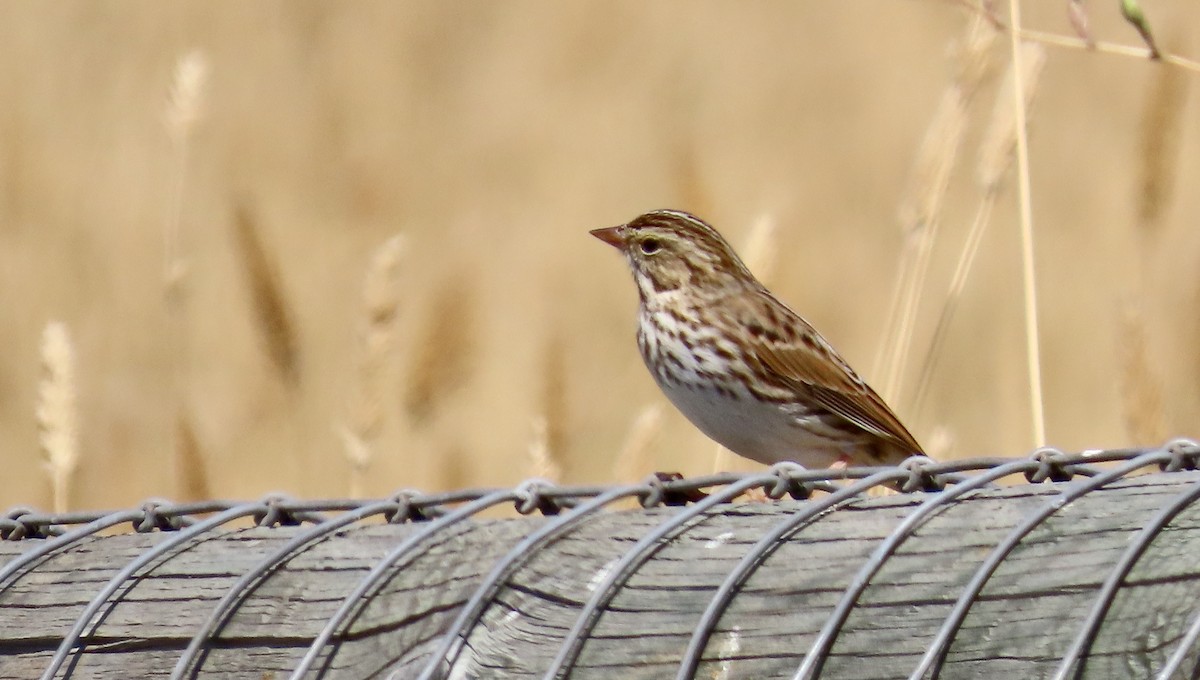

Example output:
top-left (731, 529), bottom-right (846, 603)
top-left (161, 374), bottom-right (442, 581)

top-left (740, 290), bottom-right (924, 456)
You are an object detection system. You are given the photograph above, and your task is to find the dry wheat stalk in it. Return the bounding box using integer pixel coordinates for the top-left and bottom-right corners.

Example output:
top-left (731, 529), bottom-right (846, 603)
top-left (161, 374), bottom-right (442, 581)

top-left (37, 322), bottom-right (78, 514)
top-left (526, 415), bottom-right (562, 482)
top-left (162, 50), bottom-right (208, 495)
top-left (1117, 303), bottom-right (1167, 445)
top-left (955, 1), bottom-right (1200, 72)
top-left (405, 275), bottom-right (473, 424)
top-left (874, 16), bottom-right (998, 406)
top-left (234, 205), bottom-right (301, 388)
top-left (535, 331), bottom-right (568, 480)
top-left (1136, 57), bottom-right (1188, 237)
top-left (913, 42), bottom-right (1046, 420)
top-left (879, 86), bottom-right (968, 406)
top-left (175, 412), bottom-right (211, 501)
top-left (739, 213), bottom-right (779, 285)
top-left (1020, 26), bottom-right (1198, 71)
top-left (925, 425), bottom-right (956, 461)
top-left (343, 234), bottom-right (405, 497)
top-left (165, 50), bottom-right (208, 142)
top-left (978, 43), bottom-right (1047, 191)
top-left (164, 50), bottom-right (208, 298)
top-left (437, 444), bottom-right (470, 491)
top-left (955, 12), bottom-right (1003, 96)
top-left (1005, 0), bottom-right (1047, 447)
top-left (1117, 43), bottom-right (1188, 448)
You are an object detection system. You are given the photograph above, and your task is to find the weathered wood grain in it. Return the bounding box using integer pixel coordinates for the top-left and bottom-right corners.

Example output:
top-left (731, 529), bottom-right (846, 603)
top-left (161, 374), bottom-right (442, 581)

top-left (0, 472), bottom-right (1198, 679)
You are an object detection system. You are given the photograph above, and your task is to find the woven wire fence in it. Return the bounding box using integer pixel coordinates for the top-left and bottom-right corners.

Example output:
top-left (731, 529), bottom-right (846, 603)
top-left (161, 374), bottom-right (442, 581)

top-left (1, 440), bottom-right (1199, 679)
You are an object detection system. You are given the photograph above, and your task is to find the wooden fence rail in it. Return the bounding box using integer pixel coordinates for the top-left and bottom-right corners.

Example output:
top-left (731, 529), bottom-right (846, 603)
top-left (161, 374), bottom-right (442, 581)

top-left (0, 447), bottom-right (1198, 679)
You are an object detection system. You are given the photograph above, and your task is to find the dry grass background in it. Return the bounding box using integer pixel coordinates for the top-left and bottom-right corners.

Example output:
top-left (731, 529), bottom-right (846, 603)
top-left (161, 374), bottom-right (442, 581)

top-left (1, 2), bottom-right (1198, 510)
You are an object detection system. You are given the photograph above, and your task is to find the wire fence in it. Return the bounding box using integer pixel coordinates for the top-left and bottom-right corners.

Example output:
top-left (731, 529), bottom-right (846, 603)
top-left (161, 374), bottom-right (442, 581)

top-left (1, 440), bottom-right (1199, 679)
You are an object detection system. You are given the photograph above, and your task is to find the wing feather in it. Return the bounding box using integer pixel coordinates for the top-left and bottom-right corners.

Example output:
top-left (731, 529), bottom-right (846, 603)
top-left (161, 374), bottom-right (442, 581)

top-left (740, 290), bottom-right (924, 456)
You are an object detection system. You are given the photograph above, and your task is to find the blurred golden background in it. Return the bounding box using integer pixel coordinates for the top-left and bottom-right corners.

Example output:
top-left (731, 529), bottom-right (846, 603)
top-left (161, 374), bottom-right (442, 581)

top-left (2, 2), bottom-right (1198, 510)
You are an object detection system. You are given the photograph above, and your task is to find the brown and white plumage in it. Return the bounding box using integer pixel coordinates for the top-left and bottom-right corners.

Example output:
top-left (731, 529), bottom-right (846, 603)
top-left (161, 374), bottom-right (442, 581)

top-left (592, 209), bottom-right (923, 468)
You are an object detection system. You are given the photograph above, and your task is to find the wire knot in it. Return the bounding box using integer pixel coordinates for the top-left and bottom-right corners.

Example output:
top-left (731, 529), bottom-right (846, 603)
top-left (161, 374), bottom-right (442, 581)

top-left (1026, 447), bottom-right (1073, 483)
top-left (634, 472), bottom-right (701, 508)
top-left (1161, 438), bottom-right (1200, 472)
top-left (897, 456), bottom-right (943, 493)
top-left (255, 495), bottom-right (303, 527)
top-left (766, 462), bottom-right (812, 500)
top-left (135, 500), bottom-right (181, 533)
top-left (384, 489), bottom-right (430, 524)
top-left (0, 507), bottom-right (44, 540)
top-left (514, 479), bottom-right (561, 516)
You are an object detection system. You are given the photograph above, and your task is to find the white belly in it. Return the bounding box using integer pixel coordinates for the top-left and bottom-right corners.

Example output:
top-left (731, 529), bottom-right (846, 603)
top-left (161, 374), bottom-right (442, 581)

top-left (654, 374), bottom-right (843, 468)
top-left (638, 306), bottom-right (844, 468)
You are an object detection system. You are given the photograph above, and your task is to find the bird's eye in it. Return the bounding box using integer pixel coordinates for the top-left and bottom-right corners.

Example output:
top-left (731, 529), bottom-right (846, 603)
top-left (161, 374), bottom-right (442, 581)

top-left (639, 238), bottom-right (662, 255)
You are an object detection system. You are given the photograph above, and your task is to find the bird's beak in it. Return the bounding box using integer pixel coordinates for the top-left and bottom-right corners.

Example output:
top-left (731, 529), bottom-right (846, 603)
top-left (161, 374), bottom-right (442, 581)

top-left (590, 225), bottom-right (626, 249)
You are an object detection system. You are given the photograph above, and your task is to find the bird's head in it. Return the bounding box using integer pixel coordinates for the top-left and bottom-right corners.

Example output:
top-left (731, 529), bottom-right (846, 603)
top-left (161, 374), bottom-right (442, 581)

top-left (590, 210), bottom-right (757, 301)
